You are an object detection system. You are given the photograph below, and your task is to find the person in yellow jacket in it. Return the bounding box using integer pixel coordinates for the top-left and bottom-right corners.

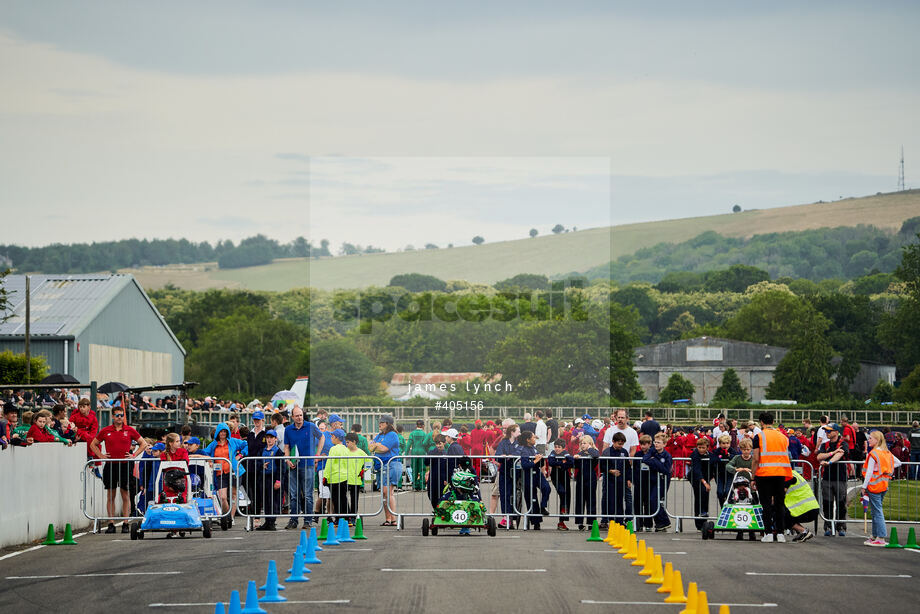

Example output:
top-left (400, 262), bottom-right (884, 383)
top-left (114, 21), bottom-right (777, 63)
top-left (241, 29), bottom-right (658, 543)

top-left (862, 430), bottom-right (900, 546)
top-left (325, 430), bottom-right (369, 526)
top-left (752, 412), bottom-right (793, 543)
top-left (783, 470), bottom-right (819, 542)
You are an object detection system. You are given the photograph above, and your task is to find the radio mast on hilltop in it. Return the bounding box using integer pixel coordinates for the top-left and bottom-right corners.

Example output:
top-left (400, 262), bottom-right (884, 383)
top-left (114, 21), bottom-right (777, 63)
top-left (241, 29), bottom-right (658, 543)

top-left (898, 146), bottom-right (906, 191)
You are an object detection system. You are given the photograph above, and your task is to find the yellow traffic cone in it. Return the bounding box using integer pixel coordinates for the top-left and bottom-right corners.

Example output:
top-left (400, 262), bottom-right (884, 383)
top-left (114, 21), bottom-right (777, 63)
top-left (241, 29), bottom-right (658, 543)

top-left (665, 569), bottom-right (687, 603)
top-left (623, 534), bottom-right (638, 559)
top-left (645, 554), bottom-right (664, 585)
top-left (679, 581), bottom-right (698, 613)
top-left (631, 540), bottom-right (647, 566)
top-left (657, 561), bottom-right (674, 594)
top-left (639, 546), bottom-right (656, 575)
top-left (603, 522), bottom-right (616, 544)
top-left (610, 523), bottom-right (622, 548)
top-left (618, 530), bottom-right (632, 554)
top-left (696, 590), bottom-right (710, 614)
top-left (719, 605), bottom-right (731, 614)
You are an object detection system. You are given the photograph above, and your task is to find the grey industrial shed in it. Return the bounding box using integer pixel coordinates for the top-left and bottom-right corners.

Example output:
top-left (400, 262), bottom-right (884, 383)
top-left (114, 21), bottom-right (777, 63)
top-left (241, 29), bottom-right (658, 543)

top-left (0, 274), bottom-right (184, 386)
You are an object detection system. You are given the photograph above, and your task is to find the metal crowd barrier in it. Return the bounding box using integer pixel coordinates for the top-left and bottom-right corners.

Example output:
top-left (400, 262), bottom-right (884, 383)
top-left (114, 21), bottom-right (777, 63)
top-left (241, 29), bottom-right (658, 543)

top-left (81, 456), bottom-right (230, 533)
top-left (385, 455), bottom-right (508, 530)
top-left (234, 455), bottom-right (384, 531)
top-left (509, 456), bottom-right (664, 530)
top-left (815, 459), bottom-right (920, 531)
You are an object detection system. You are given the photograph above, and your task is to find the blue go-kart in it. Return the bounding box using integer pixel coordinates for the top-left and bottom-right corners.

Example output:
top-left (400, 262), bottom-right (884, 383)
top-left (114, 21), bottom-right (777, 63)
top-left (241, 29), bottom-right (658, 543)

top-left (131, 461), bottom-right (214, 540)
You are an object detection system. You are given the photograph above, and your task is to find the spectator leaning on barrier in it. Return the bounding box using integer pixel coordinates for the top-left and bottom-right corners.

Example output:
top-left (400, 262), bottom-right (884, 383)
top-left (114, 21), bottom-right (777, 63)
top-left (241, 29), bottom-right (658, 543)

top-left (713, 433), bottom-right (737, 507)
top-left (690, 437), bottom-right (718, 531)
top-left (244, 410), bottom-right (268, 520)
top-left (601, 431), bottom-right (630, 528)
top-left (50, 404), bottom-right (77, 444)
top-left (910, 421), bottom-right (920, 481)
top-left (644, 433), bottom-right (673, 532)
top-left (631, 434), bottom-right (654, 531)
top-left (816, 423), bottom-right (849, 537)
top-left (493, 424), bottom-right (520, 528)
top-left (203, 422), bottom-right (248, 518)
top-left (572, 434), bottom-right (599, 531)
top-left (518, 430), bottom-right (544, 530)
top-left (547, 438), bottom-right (573, 531)
top-left (408, 420), bottom-right (430, 491)
top-left (28, 409), bottom-right (73, 445)
top-left (254, 429), bottom-right (285, 531)
top-left (370, 415), bottom-right (401, 527)
top-left (90, 408), bottom-right (149, 533)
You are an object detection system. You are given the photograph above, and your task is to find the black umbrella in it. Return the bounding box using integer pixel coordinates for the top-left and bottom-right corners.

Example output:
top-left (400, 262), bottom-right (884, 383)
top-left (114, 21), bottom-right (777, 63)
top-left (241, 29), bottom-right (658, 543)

top-left (39, 373), bottom-right (80, 385)
top-left (98, 381), bottom-right (131, 394)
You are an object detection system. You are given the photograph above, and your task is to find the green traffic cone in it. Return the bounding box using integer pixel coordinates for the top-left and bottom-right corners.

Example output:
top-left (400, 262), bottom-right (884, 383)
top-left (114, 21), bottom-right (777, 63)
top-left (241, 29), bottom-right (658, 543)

top-left (60, 523), bottom-right (77, 545)
top-left (353, 516), bottom-right (367, 540)
top-left (905, 527), bottom-right (920, 550)
top-left (586, 519), bottom-right (603, 542)
top-left (626, 520), bottom-right (634, 534)
top-left (318, 517), bottom-right (328, 540)
top-left (885, 526), bottom-right (903, 548)
top-left (41, 524), bottom-right (58, 546)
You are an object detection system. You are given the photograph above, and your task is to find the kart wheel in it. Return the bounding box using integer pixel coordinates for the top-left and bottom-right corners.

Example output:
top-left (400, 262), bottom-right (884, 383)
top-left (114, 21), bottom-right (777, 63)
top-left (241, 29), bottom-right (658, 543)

top-left (487, 517), bottom-right (497, 537)
top-left (703, 521), bottom-right (715, 540)
top-left (137, 530), bottom-right (144, 540)
top-left (179, 531), bottom-right (186, 538)
top-left (202, 521), bottom-right (212, 539)
top-left (422, 518), bottom-right (429, 537)
top-left (220, 516), bottom-right (230, 531)
top-left (431, 524), bottom-right (438, 536)
top-left (130, 522), bottom-right (139, 541)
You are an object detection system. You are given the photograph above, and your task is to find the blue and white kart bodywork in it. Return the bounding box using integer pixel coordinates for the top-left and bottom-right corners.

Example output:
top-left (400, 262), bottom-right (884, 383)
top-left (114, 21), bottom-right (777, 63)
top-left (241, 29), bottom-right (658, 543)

top-left (131, 461), bottom-right (214, 539)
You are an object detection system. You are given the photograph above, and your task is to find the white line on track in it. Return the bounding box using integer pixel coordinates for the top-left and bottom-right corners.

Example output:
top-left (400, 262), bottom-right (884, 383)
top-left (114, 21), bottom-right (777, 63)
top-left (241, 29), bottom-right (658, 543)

top-left (544, 549), bottom-right (686, 554)
top-left (7, 571), bottom-right (182, 580)
top-left (582, 600), bottom-right (778, 607)
top-left (380, 567), bottom-right (546, 573)
top-left (746, 572), bottom-right (911, 578)
top-left (149, 600), bottom-right (351, 607)
top-left (0, 532), bottom-right (88, 562)
top-left (109, 536), bottom-right (243, 542)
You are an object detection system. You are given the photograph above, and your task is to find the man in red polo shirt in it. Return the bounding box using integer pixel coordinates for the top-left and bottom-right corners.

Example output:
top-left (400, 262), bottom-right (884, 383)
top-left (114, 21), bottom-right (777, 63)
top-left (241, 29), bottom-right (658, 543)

top-left (90, 409), bottom-right (148, 533)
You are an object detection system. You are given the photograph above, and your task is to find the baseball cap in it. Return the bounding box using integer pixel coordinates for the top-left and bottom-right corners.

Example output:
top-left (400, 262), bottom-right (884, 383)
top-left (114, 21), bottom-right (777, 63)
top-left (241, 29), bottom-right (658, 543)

top-left (823, 423), bottom-right (843, 433)
top-left (591, 419), bottom-right (603, 430)
top-left (443, 428), bottom-right (459, 439)
top-left (582, 414), bottom-right (593, 421)
top-left (574, 418), bottom-right (584, 425)
top-left (486, 420), bottom-right (495, 426)
top-left (186, 437), bottom-right (201, 446)
top-left (152, 442), bottom-right (166, 451)
top-left (265, 429), bottom-right (278, 438)
top-left (252, 410), bottom-right (265, 420)
top-left (328, 414), bottom-right (343, 424)
top-left (331, 428), bottom-right (347, 441)
top-left (379, 415), bottom-right (395, 425)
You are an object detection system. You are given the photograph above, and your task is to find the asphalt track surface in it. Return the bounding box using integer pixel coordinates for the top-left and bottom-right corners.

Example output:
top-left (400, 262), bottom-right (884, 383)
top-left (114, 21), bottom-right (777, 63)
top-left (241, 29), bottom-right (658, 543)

top-left (3, 509), bottom-right (920, 614)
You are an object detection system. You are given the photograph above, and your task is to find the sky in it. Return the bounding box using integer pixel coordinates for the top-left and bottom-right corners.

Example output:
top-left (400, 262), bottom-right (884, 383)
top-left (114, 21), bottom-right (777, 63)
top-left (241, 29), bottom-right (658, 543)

top-left (1, 1), bottom-right (918, 252)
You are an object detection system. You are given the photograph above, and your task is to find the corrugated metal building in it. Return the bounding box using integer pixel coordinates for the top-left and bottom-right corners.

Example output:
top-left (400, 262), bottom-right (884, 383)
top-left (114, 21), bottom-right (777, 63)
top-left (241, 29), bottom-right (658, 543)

top-left (0, 274), bottom-right (184, 386)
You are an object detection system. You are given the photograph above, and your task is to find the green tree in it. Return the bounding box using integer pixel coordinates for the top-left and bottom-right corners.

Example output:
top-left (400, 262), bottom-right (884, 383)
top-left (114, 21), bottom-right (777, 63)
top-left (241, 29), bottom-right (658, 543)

top-left (764, 320), bottom-right (835, 403)
top-left (703, 264), bottom-right (770, 293)
top-left (0, 350), bottom-right (49, 385)
top-left (472, 236), bottom-right (485, 245)
top-left (871, 378), bottom-right (894, 402)
top-left (713, 368), bottom-right (746, 404)
top-left (309, 338), bottom-right (380, 398)
top-left (723, 290), bottom-right (828, 349)
top-left (609, 303), bottom-right (644, 402)
top-left (732, 204), bottom-right (741, 213)
top-left (494, 274), bottom-right (550, 292)
top-left (529, 228), bottom-right (538, 238)
top-left (388, 273), bottom-right (448, 293)
top-left (879, 234), bottom-right (920, 376)
top-left (187, 307), bottom-right (306, 398)
top-left (659, 373), bottom-right (695, 403)
top-left (894, 365), bottom-right (920, 402)
top-left (552, 224), bottom-right (565, 234)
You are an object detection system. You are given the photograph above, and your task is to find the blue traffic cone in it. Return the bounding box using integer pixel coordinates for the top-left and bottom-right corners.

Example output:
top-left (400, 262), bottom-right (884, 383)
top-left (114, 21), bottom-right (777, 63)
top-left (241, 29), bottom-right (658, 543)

top-left (213, 601), bottom-right (226, 614)
top-left (303, 537), bottom-right (322, 564)
top-left (258, 561), bottom-right (287, 603)
top-left (285, 549), bottom-right (310, 583)
top-left (324, 521), bottom-right (341, 546)
top-left (309, 525), bottom-right (323, 551)
top-left (337, 518), bottom-right (355, 543)
top-left (240, 581), bottom-right (267, 614)
top-left (228, 590), bottom-right (242, 614)
top-left (299, 529), bottom-right (308, 551)
top-left (258, 560), bottom-right (285, 594)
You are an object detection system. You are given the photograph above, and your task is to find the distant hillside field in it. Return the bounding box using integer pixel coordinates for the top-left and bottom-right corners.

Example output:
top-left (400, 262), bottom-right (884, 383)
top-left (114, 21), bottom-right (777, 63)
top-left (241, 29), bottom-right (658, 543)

top-left (125, 190), bottom-right (920, 291)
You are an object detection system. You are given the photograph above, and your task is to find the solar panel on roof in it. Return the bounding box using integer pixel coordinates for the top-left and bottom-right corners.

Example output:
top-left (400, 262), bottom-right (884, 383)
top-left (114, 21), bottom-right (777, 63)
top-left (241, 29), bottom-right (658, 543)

top-left (27, 321), bottom-right (66, 335)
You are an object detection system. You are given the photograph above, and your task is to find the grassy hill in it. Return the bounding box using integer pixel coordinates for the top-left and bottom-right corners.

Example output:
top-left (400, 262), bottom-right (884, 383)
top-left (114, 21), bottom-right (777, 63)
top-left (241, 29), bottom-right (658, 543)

top-left (125, 190), bottom-right (920, 291)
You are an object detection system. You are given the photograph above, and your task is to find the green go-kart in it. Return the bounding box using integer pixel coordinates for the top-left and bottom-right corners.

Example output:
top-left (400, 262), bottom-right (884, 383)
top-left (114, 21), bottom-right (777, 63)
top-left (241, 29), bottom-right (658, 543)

top-left (421, 470), bottom-right (497, 537)
top-left (702, 473), bottom-right (765, 540)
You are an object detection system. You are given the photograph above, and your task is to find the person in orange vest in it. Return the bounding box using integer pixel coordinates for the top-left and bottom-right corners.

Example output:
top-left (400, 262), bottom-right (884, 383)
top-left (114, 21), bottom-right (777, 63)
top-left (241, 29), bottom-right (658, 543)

top-left (861, 430), bottom-right (901, 546)
top-left (752, 411), bottom-right (793, 543)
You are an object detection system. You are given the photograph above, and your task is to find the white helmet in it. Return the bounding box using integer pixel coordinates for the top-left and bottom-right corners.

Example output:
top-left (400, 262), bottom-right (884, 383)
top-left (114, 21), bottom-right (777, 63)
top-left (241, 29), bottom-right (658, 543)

top-left (591, 419), bottom-right (603, 430)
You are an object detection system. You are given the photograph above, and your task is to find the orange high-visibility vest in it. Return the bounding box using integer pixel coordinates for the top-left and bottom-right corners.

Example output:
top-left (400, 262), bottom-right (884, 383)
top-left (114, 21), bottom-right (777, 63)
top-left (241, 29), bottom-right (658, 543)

top-left (756, 428), bottom-right (792, 478)
top-left (862, 448), bottom-right (894, 494)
